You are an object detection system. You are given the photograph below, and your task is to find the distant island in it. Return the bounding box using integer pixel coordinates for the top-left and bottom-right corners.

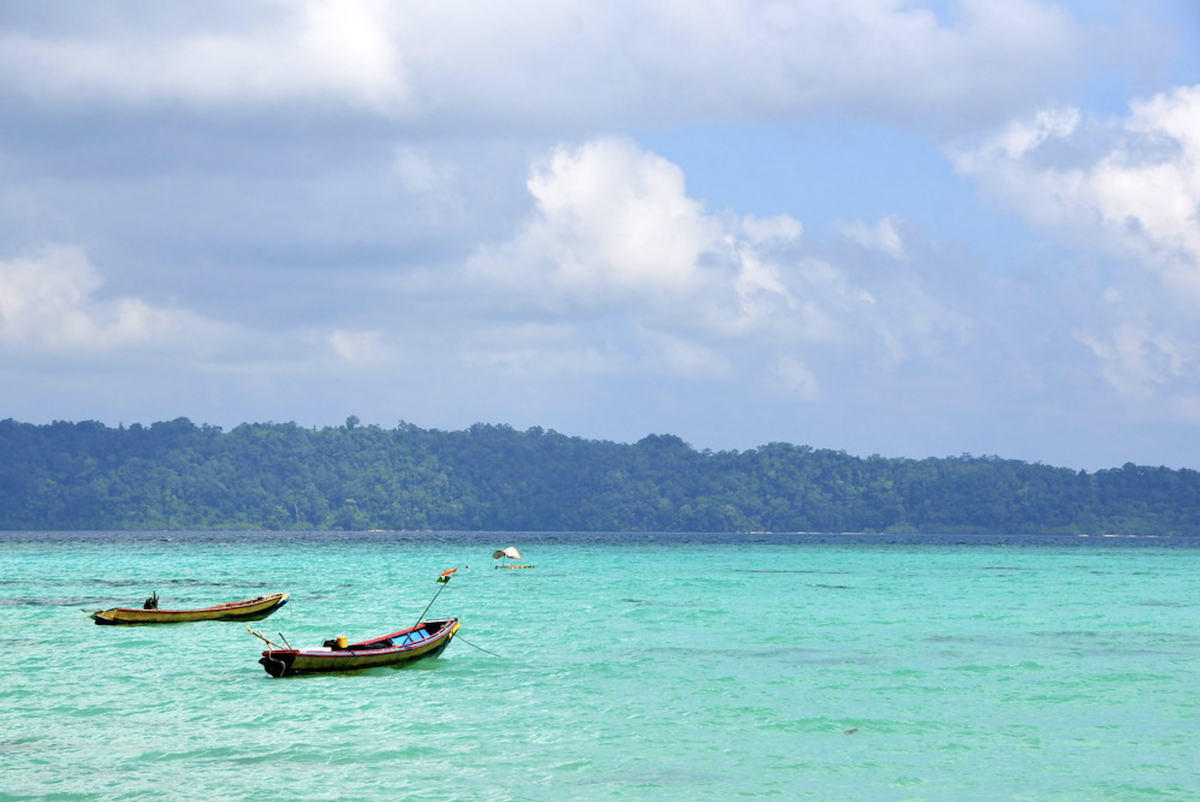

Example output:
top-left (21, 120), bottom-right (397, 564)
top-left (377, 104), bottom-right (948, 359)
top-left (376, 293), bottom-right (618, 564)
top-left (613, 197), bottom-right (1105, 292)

top-left (1, 417), bottom-right (1197, 534)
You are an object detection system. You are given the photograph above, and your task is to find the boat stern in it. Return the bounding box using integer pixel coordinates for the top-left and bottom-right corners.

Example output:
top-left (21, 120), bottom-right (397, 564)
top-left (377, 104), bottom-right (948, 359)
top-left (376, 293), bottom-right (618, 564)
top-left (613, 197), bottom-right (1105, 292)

top-left (259, 651), bottom-right (298, 678)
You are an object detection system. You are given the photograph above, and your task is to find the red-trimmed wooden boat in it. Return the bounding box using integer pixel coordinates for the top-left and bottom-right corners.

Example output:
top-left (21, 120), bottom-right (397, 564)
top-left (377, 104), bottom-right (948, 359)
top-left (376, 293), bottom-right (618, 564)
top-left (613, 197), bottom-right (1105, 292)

top-left (257, 618), bottom-right (460, 678)
top-left (90, 592), bottom-right (289, 625)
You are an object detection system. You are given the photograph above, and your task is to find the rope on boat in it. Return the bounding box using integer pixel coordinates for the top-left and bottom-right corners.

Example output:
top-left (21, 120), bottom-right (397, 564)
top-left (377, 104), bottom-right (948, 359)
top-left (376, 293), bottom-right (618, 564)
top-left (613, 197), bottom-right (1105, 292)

top-left (453, 633), bottom-right (505, 659)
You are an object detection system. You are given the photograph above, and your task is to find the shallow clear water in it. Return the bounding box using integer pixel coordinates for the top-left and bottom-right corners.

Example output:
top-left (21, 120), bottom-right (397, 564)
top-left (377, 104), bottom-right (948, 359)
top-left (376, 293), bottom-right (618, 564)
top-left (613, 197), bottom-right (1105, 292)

top-left (2, 532), bottom-right (1197, 801)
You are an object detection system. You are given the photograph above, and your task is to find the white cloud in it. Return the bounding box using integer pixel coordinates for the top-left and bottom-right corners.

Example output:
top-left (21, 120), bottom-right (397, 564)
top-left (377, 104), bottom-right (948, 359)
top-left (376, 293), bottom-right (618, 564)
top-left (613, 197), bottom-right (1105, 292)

top-left (954, 83), bottom-right (1200, 417)
top-left (524, 137), bottom-right (717, 295)
top-left (0, 4), bottom-right (1195, 470)
top-left (459, 137), bottom-right (992, 397)
top-left (0, 245), bottom-right (204, 353)
top-left (1074, 323), bottom-right (1195, 401)
top-left (0, 0), bottom-right (410, 111)
top-left (467, 137), bottom-right (801, 333)
top-left (836, 215), bottom-right (907, 258)
top-left (0, 244), bottom-right (390, 378)
top-left (733, 243), bottom-right (794, 321)
top-left (952, 84), bottom-right (1200, 304)
top-left (0, 0), bottom-right (1087, 130)
top-left (968, 106), bottom-right (1082, 162)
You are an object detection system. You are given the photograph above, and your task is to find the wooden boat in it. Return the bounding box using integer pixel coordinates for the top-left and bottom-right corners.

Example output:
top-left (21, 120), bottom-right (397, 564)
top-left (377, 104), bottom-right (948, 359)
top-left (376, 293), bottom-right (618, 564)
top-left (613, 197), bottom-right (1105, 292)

top-left (257, 618), bottom-right (460, 677)
top-left (90, 592), bottom-right (289, 625)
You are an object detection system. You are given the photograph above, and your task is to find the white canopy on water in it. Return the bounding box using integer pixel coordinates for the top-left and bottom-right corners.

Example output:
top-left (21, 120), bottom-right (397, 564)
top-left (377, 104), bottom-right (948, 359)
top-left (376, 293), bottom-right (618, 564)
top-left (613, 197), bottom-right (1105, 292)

top-left (492, 547), bottom-right (521, 560)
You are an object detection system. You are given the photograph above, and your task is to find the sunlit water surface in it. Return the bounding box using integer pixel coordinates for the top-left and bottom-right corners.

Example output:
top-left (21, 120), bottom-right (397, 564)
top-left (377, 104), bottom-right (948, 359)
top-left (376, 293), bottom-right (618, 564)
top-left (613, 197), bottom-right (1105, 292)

top-left (2, 531), bottom-right (1197, 802)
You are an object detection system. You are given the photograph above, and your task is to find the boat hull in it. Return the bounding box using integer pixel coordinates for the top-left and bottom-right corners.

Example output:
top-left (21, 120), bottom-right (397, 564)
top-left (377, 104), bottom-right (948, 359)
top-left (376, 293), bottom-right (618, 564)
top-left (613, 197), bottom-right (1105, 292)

top-left (91, 593), bottom-right (289, 625)
top-left (259, 618), bottom-right (460, 677)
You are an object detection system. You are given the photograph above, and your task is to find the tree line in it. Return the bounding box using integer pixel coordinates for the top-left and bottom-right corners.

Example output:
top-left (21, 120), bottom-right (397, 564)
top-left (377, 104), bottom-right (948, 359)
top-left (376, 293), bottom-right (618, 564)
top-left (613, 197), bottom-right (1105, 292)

top-left (1, 417), bottom-right (1198, 534)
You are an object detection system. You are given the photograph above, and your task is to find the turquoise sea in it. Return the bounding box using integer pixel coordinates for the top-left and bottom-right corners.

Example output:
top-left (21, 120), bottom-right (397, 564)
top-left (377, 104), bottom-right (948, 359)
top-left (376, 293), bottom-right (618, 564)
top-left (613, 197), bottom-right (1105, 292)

top-left (2, 531), bottom-right (1198, 802)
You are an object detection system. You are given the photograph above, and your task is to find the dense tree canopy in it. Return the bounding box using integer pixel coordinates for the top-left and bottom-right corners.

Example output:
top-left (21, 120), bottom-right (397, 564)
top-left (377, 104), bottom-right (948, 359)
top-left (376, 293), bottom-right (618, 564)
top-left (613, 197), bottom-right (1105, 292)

top-left (1, 417), bottom-right (1197, 534)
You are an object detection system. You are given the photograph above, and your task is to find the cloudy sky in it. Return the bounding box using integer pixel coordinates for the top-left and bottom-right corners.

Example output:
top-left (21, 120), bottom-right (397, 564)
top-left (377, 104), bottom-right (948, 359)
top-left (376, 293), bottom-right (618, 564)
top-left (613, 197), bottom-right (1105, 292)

top-left (2, 1), bottom-right (1199, 470)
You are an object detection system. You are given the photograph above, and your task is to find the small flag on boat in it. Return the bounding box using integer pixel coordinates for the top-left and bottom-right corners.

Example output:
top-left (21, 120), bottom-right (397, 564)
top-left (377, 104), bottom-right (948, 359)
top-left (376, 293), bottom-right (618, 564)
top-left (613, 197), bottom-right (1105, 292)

top-left (438, 568), bottom-right (458, 584)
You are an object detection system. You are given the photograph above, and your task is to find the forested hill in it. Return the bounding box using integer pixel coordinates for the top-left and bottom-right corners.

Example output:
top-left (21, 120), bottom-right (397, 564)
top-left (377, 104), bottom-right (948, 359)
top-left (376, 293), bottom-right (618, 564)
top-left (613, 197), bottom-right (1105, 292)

top-left (2, 417), bottom-right (1198, 534)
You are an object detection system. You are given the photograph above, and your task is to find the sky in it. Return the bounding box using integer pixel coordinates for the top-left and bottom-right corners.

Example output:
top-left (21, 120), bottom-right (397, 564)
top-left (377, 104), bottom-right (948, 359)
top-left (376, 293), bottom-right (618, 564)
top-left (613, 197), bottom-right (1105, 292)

top-left (1, 0), bottom-right (1199, 471)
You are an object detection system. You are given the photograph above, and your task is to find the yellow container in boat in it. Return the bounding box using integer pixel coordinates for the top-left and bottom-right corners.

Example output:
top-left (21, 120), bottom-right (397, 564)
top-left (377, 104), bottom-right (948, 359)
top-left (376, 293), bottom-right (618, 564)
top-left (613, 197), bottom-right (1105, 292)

top-left (336, 635), bottom-right (348, 649)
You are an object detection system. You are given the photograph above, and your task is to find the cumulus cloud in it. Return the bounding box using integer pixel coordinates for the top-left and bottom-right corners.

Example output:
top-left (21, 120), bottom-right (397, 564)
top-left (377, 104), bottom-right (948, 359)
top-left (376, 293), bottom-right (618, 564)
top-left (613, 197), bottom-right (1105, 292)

top-left (953, 85), bottom-right (1200, 303)
top-left (952, 83), bottom-right (1200, 409)
top-left (458, 137), bottom-right (989, 404)
top-left (466, 137), bottom-right (801, 337)
top-left (0, 2), bottom-right (1194, 469)
top-left (522, 137), bottom-right (718, 297)
top-left (0, 245), bottom-right (204, 353)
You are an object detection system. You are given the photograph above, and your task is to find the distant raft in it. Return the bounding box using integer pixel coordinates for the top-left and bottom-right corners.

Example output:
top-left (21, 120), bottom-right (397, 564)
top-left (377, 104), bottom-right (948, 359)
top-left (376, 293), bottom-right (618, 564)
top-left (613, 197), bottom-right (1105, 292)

top-left (90, 593), bottom-right (289, 625)
top-left (492, 546), bottom-right (534, 569)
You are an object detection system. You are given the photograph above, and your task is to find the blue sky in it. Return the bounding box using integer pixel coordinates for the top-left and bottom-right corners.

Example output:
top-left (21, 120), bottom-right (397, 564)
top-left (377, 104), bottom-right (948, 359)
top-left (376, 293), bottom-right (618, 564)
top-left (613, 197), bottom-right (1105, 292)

top-left (1, 0), bottom-right (1198, 471)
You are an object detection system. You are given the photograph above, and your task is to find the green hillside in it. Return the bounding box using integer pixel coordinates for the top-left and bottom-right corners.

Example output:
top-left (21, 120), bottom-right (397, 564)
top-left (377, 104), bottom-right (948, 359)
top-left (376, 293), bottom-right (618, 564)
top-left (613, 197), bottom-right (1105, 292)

top-left (2, 417), bottom-right (1197, 534)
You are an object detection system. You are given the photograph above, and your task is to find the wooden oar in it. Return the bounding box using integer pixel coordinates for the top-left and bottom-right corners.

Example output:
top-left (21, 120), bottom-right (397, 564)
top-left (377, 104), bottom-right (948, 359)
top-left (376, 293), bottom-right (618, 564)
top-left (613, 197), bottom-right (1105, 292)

top-left (246, 626), bottom-right (285, 650)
